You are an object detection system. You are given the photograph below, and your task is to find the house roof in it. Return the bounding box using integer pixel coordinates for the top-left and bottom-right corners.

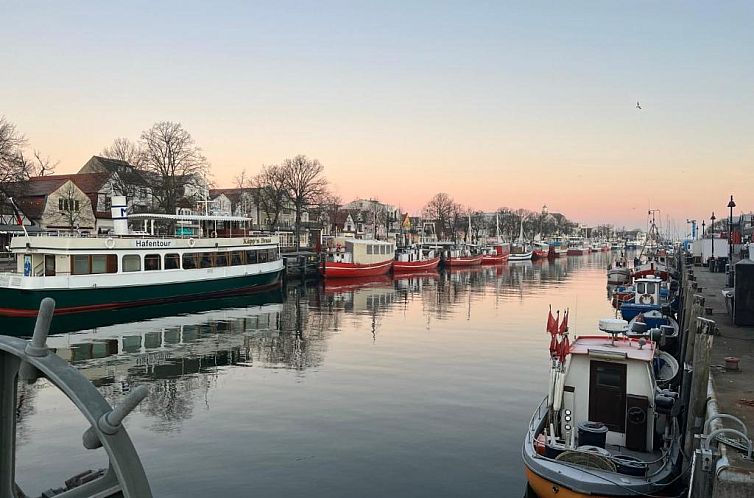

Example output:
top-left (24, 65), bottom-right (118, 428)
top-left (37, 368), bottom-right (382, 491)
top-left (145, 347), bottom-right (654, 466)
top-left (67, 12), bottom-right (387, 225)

top-left (27, 173), bottom-right (111, 196)
top-left (210, 187), bottom-right (249, 205)
top-left (80, 155), bottom-right (132, 173)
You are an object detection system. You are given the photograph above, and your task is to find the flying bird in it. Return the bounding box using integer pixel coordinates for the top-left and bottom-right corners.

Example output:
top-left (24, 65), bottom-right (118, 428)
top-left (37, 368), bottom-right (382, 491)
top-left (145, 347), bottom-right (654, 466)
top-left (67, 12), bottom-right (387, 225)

top-left (636, 101), bottom-right (642, 110)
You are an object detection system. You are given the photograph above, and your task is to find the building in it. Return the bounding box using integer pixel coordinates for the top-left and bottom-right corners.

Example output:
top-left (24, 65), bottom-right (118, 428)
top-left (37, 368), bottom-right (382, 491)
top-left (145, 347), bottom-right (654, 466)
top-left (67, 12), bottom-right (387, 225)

top-left (15, 175), bottom-right (100, 231)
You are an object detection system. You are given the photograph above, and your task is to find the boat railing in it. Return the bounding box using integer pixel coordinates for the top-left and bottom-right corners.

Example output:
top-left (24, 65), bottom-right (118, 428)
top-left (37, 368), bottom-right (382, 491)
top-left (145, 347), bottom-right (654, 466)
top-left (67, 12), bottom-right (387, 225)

top-left (528, 396), bottom-right (549, 436)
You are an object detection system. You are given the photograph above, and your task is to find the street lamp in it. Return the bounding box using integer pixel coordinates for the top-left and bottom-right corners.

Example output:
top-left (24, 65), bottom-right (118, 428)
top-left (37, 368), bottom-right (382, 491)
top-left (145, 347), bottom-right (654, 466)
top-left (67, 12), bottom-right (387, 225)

top-left (728, 195), bottom-right (736, 286)
top-left (710, 212), bottom-right (716, 259)
top-left (701, 220), bottom-right (705, 240)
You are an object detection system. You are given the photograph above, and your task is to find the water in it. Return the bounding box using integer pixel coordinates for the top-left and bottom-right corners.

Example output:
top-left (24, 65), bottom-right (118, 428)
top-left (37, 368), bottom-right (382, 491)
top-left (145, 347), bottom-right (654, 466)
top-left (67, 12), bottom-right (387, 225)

top-left (8, 253), bottom-right (617, 497)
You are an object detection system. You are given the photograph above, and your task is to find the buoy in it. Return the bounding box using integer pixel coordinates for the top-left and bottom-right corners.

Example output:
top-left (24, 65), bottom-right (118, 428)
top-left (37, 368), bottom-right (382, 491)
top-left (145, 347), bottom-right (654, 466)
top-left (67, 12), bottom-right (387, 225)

top-left (105, 237), bottom-right (115, 249)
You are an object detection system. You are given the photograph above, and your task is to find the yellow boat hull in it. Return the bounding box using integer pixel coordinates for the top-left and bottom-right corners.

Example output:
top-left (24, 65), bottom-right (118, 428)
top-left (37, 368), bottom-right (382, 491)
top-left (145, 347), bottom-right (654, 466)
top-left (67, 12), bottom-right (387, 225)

top-left (525, 467), bottom-right (611, 498)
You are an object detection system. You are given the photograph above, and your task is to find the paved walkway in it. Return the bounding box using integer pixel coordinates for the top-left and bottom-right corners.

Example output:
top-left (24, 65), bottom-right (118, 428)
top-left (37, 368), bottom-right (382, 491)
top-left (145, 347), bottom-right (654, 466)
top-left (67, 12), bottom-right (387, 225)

top-left (693, 265), bottom-right (754, 473)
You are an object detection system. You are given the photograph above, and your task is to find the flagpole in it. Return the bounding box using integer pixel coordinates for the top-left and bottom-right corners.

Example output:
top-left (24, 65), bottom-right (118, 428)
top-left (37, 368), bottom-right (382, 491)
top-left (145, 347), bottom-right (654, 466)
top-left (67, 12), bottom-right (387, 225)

top-left (8, 197), bottom-right (30, 240)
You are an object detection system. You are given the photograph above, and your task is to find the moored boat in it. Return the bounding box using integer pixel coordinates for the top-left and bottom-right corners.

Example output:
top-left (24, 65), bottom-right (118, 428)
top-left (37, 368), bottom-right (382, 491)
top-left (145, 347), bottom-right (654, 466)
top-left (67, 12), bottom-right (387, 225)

top-left (532, 242), bottom-right (550, 260)
top-left (442, 246), bottom-right (483, 267)
top-left (393, 246), bottom-right (441, 272)
top-left (566, 236), bottom-right (590, 255)
top-left (321, 238), bottom-right (395, 278)
top-left (0, 199), bottom-right (284, 317)
top-left (523, 313), bottom-right (682, 498)
top-left (480, 243), bottom-right (510, 265)
top-left (619, 276), bottom-right (668, 321)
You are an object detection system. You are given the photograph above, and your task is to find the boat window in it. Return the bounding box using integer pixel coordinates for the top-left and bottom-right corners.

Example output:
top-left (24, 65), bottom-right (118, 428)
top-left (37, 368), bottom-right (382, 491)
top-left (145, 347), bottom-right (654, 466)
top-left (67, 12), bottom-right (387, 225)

top-left (182, 253), bottom-right (198, 269)
top-left (122, 254), bottom-right (141, 272)
top-left (44, 255), bottom-right (56, 276)
top-left (144, 254), bottom-right (161, 271)
top-left (258, 249), bottom-right (268, 264)
top-left (245, 250), bottom-right (258, 264)
top-left (199, 252), bottom-right (213, 269)
top-left (92, 255), bottom-right (117, 274)
top-left (637, 282), bottom-right (645, 294)
top-left (215, 252), bottom-right (228, 267)
top-left (231, 251), bottom-right (244, 266)
top-left (72, 255), bottom-right (91, 275)
top-left (646, 282), bottom-right (656, 295)
top-left (165, 253), bottom-right (180, 270)
top-left (367, 245), bottom-right (373, 255)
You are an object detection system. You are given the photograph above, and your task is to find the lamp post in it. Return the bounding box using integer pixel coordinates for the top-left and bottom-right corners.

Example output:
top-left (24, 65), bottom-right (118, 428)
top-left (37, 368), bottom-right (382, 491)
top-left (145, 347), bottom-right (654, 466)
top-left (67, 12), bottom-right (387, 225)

top-left (711, 212), bottom-right (716, 259)
top-left (701, 220), bottom-right (705, 240)
top-left (727, 195), bottom-right (736, 286)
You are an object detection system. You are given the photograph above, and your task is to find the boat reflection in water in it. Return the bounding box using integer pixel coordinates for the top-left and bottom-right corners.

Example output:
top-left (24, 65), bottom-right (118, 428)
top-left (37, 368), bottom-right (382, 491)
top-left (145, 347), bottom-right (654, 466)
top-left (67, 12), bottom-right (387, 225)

top-left (11, 251), bottom-right (625, 498)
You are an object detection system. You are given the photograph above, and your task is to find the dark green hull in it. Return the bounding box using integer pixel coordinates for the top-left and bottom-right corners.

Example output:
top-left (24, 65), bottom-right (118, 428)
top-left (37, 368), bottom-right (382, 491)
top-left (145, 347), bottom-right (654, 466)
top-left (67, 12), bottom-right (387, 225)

top-left (0, 270), bottom-right (283, 318)
top-left (0, 288), bottom-right (285, 337)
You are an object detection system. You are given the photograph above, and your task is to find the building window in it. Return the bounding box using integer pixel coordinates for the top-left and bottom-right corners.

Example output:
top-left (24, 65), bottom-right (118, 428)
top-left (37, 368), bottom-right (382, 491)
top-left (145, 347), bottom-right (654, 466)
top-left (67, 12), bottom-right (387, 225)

top-left (367, 245), bottom-right (373, 255)
top-left (122, 255), bottom-right (141, 272)
top-left (59, 199), bottom-right (80, 211)
top-left (165, 253), bottom-right (180, 270)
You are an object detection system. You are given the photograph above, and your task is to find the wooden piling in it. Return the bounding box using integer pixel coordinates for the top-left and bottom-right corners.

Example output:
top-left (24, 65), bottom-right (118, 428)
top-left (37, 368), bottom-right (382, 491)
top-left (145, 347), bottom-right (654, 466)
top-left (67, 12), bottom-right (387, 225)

top-left (683, 317), bottom-right (716, 456)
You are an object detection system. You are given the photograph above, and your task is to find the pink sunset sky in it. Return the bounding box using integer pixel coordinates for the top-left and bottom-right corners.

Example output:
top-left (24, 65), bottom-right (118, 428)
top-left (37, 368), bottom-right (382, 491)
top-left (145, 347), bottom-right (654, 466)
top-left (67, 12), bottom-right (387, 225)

top-left (2, 2), bottom-right (752, 231)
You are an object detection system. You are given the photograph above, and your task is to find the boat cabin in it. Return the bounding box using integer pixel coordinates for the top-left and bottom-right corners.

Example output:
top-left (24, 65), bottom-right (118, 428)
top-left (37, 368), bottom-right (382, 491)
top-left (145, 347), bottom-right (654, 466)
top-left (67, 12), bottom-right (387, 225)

top-left (560, 335), bottom-right (659, 452)
top-left (633, 277), bottom-right (662, 305)
top-left (396, 245), bottom-right (435, 262)
top-left (327, 238), bottom-right (395, 264)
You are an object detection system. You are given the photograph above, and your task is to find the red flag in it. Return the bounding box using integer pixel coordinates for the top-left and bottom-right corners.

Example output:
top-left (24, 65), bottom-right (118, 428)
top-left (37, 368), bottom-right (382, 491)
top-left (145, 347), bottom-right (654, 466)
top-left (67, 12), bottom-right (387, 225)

top-left (8, 197), bottom-right (22, 225)
top-left (546, 306), bottom-right (556, 334)
top-left (558, 334), bottom-right (570, 363)
top-left (559, 309), bottom-right (569, 334)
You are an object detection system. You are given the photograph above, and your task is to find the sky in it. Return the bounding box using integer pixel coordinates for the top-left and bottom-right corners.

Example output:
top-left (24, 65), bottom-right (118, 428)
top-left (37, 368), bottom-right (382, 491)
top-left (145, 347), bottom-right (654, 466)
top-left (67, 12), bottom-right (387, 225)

top-left (2, 1), bottom-right (753, 230)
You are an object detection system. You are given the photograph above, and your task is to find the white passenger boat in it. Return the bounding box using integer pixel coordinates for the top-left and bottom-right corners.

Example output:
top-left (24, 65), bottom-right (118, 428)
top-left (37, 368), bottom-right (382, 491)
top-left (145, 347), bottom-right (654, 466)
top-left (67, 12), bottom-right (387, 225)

top-left (0, 197), bottom-right (284, 317)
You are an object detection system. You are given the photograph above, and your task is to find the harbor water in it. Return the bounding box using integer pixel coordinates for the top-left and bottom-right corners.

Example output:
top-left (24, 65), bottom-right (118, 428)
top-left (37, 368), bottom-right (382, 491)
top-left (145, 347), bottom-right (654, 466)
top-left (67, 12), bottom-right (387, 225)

top-left (9, 253), bottom-right (616, 497)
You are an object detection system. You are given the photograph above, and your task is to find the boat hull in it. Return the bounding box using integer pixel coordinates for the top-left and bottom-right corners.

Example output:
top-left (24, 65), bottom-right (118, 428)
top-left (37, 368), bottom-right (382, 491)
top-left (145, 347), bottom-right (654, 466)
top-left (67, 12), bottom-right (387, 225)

top-left (567, 248), bottom-right (589, 256)
top-left (523, 397), bottom-right (681, 498)
top-left (0, 269), bottom-right (283, 317)
top-left (392, 256), bottom-right (441, 272)
top-left (321, 259), bottom-right (393, 278)
top-left (481, 254), bottom-right (509, 265)
top-left (532, 249), bottom-right (549, 260)
top-left (444, 255), bottom-right (483, 267)
top-left (508, 252), bottom-right (533, 261)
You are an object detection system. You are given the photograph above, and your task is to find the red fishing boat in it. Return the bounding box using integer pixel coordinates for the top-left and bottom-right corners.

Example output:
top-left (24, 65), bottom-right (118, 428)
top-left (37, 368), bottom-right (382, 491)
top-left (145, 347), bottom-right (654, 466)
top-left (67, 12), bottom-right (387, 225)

top-left (481, 243), bottom-right (510, 264)
top-left (321, 239), bottom-right (395, 278)
top-left (440, 243), bottom-right (483, 267)
top-left (393, 246), bottom-right (441, 272)
top-left (532, 242), bottom-right (550, 260)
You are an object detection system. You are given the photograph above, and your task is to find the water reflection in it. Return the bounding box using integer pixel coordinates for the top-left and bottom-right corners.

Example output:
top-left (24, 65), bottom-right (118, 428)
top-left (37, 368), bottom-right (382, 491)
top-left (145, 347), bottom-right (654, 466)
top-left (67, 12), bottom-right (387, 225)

top-left (10, 251), bottom-right (618, 497)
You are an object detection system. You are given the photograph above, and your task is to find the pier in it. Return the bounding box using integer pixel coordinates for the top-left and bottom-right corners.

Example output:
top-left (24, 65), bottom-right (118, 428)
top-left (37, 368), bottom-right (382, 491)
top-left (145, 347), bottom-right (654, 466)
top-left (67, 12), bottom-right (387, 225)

top-left (682, 256), bottom-right (754, 497)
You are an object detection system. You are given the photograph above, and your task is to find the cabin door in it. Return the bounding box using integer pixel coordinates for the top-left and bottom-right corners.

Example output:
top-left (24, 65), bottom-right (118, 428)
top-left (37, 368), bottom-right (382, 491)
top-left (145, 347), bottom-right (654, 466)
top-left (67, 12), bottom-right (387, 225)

top-left (588, 361), bottom-right (627, 433)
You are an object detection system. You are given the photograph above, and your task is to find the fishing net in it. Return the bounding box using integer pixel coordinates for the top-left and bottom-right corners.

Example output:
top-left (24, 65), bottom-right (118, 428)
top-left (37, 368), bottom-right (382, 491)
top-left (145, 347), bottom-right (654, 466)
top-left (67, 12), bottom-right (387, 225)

top-left (555, 450), bottom-right (617, 472)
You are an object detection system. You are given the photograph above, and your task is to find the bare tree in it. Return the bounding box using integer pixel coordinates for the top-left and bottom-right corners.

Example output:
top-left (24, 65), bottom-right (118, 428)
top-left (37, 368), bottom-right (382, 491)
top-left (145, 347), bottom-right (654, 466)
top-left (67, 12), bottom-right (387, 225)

top-left (252, 164), bottom-right (289, 230)
top-left (0, 116), bottom-right (56, 201)
top-left (280, 155), bottom-right (328, 251)
top-left (316, 192), bottom-right (342, 236)
top-left (56, 183), bottom-right (84, 229)
top-left (139, 122), bottom-right (208, 217)
top-left (101, 137), bottom-right (145, 169)
top-left (422, 193), bottom-right (456, 240)
top-left (100, 137), bottom-right (149, 201)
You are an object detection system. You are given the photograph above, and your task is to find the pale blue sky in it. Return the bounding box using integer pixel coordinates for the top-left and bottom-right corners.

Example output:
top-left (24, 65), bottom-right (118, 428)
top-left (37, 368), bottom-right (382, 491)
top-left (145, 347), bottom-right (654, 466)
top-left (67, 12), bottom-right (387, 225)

top-left (2, 1), bottom-right (752, 228)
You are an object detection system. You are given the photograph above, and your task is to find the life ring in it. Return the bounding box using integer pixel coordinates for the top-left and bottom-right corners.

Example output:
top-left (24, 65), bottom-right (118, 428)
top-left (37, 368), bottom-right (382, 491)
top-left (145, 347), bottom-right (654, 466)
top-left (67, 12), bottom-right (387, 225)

top-left (211, 231), bottom-right (217, 238)
top-left (105, 237), bottom-right (115, 249)
top-left (188, 238), bottom-right (196, 247)
top-left (639, 294), bottom-right (654, 305)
